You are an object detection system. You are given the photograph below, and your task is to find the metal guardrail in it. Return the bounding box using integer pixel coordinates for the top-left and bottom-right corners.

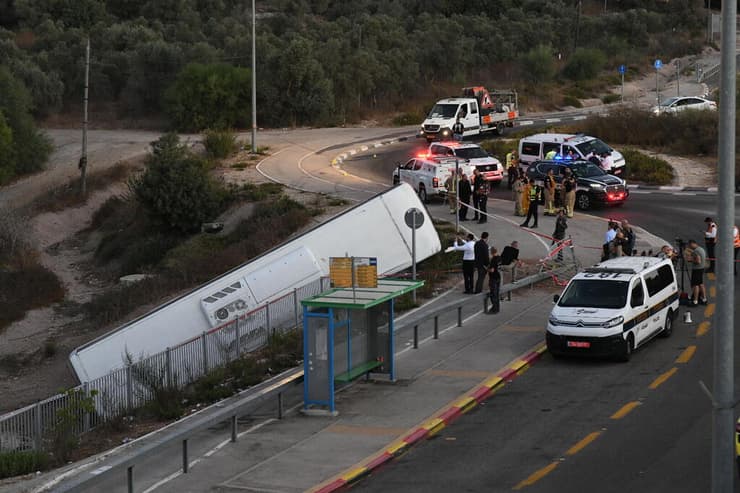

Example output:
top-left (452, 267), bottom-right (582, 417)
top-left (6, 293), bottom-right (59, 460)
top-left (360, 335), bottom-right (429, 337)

top-left (52, 367), bottom-right (303, 493)
top-left (0, 278), bottom-right (328, 455)
top-left (39, 264), bottom-right (569, 492)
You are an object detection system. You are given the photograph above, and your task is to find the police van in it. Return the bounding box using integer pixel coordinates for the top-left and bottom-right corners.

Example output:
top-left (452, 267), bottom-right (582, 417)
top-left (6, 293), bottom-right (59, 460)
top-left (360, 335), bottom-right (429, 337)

top-left (392, 156), bottom-right (475, 203)
top-left (546, 257), bottom-right (679, 361)
top-left (518, 133), bottom-right (626, 176)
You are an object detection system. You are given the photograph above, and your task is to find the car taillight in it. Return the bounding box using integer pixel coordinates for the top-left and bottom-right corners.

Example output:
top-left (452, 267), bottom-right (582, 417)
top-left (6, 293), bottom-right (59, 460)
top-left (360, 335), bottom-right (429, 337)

top-left (433, 177), bottom-right (439, 188)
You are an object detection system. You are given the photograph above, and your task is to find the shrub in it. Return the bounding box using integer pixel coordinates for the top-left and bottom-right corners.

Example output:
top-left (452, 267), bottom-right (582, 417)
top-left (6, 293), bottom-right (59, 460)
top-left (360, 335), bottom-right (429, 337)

top-left (165, 63), bottom-right (251, 132)
top-left (562, 48), bottom-right (607, 81)
top-left (130, 133), bottom-right (226, 233)
top-left (51, 388), bottom-right (98, 462)
top-left (0, 451), bottom-right (50, 480)
top-left (0, 265), bottom-right (65, 332)
top-left (203, 129), bottom-right (238, 159)
top-left (602, 93), bottom-right (621, 104)
top-left (520, 45), bottom-right (556, 84)
top-left (562, 95), bottom-right (583, 108)
top-left (620, 148), bottom-right (674, 185)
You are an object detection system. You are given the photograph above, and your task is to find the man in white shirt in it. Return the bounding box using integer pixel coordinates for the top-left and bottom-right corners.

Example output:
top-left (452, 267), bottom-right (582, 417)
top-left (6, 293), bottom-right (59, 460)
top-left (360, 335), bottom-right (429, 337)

top-left (451, 233), bottom-right (476, 293)
top-left (704, 216), bottom-right (717, 273)
top-left (600, 153), bottom-right (614, 173)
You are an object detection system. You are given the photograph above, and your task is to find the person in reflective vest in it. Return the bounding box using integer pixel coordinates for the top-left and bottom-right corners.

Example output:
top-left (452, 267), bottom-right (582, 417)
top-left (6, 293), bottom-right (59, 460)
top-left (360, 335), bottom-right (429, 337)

top-left (733, 224), bottom-right (739, 276)
top-left (543, 169), bottom-right (556, 215)
top-left (520, 183), bottom-right (542, 228)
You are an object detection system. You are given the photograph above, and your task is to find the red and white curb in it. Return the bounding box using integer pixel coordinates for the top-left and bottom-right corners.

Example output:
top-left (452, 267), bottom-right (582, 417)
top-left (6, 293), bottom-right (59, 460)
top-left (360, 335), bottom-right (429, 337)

top-left (331, 136), bottom-right (413, 175)
top-left (308, 343), bottom-right (548, 493)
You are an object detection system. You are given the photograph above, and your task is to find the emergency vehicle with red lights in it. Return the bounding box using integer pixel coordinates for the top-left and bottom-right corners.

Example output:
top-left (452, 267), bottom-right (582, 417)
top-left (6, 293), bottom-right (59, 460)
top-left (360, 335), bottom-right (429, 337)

top-left (392, 156), bottom-right (475, 203)
top-left (420, 87), bottom-right (518, 141)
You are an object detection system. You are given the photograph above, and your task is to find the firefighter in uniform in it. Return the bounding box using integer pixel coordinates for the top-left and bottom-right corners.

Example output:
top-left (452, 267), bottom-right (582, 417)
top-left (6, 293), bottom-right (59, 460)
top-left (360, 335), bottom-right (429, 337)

top-left (506, 149), bottom-right (518, 189)
top-left (563, 169), bottom-right (576, 218)
top-left (543, 168), bottom-right (556, 215)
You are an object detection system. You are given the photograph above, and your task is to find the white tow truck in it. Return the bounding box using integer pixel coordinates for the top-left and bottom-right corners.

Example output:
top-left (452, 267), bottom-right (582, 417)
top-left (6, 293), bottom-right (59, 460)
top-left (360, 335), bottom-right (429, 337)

top-left (420, 86), bottom-right (518, 141)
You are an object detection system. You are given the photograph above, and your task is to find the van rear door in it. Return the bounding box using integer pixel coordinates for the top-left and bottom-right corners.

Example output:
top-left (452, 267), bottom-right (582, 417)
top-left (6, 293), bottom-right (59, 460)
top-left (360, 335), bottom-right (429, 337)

top-left (627, 279), bottom-right (650, 346)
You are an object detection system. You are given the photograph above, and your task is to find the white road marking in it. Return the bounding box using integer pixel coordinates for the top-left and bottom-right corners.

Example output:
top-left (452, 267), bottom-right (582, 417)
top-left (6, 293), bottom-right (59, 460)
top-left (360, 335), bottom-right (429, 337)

top-left (545, 118), bottom-right (561, 123)
top-left (141, 419), bottom-right (277, 493)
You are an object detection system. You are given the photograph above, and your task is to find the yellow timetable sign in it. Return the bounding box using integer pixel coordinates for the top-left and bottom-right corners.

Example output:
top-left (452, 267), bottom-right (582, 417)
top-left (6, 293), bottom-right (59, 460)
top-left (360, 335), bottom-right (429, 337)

top-left (330, 257), bottom-right (377, 288)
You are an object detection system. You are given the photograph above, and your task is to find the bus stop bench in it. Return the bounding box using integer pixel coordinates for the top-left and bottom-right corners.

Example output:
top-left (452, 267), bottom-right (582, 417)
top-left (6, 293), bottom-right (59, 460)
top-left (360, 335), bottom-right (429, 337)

top-left (334, 360), bottom-right (382, 383)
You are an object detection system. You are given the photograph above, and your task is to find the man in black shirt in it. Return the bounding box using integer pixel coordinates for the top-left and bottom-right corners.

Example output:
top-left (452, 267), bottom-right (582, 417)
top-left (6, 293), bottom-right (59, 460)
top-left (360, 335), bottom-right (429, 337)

top-left (474, 232), bottom-right (490, 293)
top-left (500, 240), bottom-right (521, 284)
top-left (458, 173), bottom-right (472, 221)
top-left (473, 169), bottom-right (489, 223)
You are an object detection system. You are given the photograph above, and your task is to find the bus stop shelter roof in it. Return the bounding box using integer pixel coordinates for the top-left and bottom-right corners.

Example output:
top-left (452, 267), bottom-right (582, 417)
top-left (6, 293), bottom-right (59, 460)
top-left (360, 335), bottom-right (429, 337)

top-left (301, 279), bottom-right (424, 310)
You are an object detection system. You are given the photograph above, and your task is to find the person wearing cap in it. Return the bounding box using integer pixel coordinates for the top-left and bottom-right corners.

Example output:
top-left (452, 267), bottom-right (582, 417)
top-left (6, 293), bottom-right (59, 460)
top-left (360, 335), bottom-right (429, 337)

top-left (704, 217), bottom-right (717, 273)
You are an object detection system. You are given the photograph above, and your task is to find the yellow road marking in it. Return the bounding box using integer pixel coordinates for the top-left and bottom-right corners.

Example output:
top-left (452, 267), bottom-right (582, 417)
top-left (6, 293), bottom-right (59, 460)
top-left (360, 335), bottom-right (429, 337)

top-left (566, 431), bottom-right (602, 455)
top-left (610, 401), bottom-right (640, 420)
top-left (709, 286), bottom-right (716, 297)
top-left (513, 461), bottom-right (560, 490)
top-left (482, 376), bottom-right (504, 389)
top-left (341, 466), bottom-right (367, 482)
top-left (704, 303), bottom-right (715, 318)
top-left (649, 367), bottom-right (678, 389)
top-left (696, 321), bottom-right (711, 337)
top-left (675, 345), bottom-right (697, 364)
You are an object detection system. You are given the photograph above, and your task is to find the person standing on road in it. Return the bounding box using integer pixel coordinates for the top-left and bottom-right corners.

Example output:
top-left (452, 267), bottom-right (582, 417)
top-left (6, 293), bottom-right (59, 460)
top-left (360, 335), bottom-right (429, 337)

top-left (602, 221), bottom-right (619, 261)
top-left (458, 172), bottom-right (472, 221)
top-left (473, 169), bottom-right (489, 223)
top-left (563, 169), bottom-right (576, 218)
top-left (500, 240), bottom-right (522, 284)
top-left (452, 117), bottom-right (464, 142)
top-left (621, 219), bottom-right (636, 256)
top-left (733, 224), bottom-right (739, 276)
top-left (513, 173), bottom-right (525, 216)
top-left (474, 232), bottom-right (490, 293)
top-left (685, 239), bottom-right (708, 305)
top-left (704, 216), bottom-right (717, 273)
top-left (487, 246), bottom-right (502, 314)
top-left (551, 209), bottom-right (568, 262)
top-left (543, 168), bottom-right (556, 215)
top-left (520, 178), bottom-right (531, 219)
top-left (451, 233), bottom-right (476, 294)
top-left (520, 183), bottom-right (541, 228)
top-left (506, 149), bottom-right (518, 190)
top-left (445, 170), bottom-right (459, 215)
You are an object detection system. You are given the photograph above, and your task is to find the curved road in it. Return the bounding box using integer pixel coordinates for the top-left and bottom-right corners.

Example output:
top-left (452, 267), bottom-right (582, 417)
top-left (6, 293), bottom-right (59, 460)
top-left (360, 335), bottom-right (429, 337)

top-left (325, 141), bottom-right (740, 492)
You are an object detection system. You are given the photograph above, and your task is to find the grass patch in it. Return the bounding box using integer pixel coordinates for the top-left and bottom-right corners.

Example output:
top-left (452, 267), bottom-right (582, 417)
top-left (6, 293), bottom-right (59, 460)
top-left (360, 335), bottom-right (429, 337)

top-left (0, 265), bottom-right (65, 333)
top-left (620, 148), bottom-right (674, 185)
top-left (562, 95), bottom-right (583, 108)
top-left (601, 93), bottom-right (621, 104)
top-left (30, 161), bottom-right (136, 214)
top-left (0, 450), bottom-right (50, 480)
top-left (203, 129), bottom-right (238, 159)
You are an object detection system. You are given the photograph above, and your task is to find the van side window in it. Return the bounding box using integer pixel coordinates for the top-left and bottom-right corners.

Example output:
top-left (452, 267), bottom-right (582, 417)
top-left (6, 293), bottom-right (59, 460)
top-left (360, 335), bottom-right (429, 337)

top-left (470, 103), bottom-right (478, 114)
top-left (543, 143), bottom-right (560, 156)
top-left (521, 142), bottom-right (540, 156)
top-left (630, 281), bottom-right (644, 307)
top-left (644, 266), bottom-right (673, 297)
top-left (413, 160), bottom-right (423, 171)
top-left (403, 159), bottom-right (414, 170)
top-left (430, 145), bottom-right (443, 155)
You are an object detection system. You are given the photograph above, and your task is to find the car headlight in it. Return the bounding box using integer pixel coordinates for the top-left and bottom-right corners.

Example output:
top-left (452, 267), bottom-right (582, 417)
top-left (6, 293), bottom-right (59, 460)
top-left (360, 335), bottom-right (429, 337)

top-left (442, 129), bottom-right (450, 135)
top-left (548, 316), bottom-right (562, 326)
top-left (590, 183), bottom-right (604, 189)
top-left (602, 316), bottom-right (624, 328)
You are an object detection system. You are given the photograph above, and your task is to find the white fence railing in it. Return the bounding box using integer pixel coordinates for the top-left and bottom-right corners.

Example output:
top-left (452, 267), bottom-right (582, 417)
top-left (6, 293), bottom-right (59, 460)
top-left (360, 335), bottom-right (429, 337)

top-left (0, 277), bottom-right (328, 454)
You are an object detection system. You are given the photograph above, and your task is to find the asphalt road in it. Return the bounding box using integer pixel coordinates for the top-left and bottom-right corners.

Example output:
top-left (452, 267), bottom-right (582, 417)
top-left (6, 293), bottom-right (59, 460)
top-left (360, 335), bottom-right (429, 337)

top-left (341, 142), bottom-right (740, 492)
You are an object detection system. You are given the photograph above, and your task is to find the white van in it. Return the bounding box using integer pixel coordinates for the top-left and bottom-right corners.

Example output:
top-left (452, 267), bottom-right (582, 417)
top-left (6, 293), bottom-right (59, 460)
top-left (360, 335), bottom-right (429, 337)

top-left (518, 133), bottom-right (626, 176)
top-left (546, 257), bottom-right (679, 361)
top-left (392, 156), bottom-right (475, 203)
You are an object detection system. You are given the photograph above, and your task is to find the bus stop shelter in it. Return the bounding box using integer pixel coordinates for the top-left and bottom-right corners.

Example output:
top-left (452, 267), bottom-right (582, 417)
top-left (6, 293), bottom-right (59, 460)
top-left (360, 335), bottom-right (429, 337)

top-left (301, 279), bottom-right (423, 414)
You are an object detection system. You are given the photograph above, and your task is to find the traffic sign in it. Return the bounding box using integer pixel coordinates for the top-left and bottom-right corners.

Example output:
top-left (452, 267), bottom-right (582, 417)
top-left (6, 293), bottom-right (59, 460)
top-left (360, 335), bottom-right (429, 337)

top-left (654, 59), bottom-right (662, 70)
top-left (404, 208), bottom-right (424, 229)
top-left (618, 64), bottom-right (626, 74)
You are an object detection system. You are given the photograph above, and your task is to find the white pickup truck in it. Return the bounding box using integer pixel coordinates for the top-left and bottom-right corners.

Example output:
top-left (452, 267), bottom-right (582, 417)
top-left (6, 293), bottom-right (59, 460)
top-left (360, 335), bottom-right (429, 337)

top-left (392, 156), bottom-right (474, 203)
top-left (420, 87), bottom-right (518, 141)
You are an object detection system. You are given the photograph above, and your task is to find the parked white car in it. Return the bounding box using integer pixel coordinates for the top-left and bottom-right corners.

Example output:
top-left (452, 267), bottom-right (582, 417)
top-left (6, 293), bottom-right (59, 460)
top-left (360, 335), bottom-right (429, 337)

top-left (651, 96), bottom-right (717, 115)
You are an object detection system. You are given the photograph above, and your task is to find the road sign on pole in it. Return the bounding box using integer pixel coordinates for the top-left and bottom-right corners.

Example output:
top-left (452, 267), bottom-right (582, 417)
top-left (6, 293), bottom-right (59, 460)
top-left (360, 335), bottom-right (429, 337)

top-left (405, 208), bottom-right (424, 304)
top-left (618, 65), bottom-right (626, 103)
top-left (654, 59), bottom-right (662, 105)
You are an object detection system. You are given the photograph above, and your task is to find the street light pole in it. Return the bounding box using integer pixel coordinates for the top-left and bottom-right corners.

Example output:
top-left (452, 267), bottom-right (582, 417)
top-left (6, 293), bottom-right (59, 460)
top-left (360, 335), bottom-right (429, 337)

top-left (251, 0), bottom-right (257, 153)
top-left (80, 38), bottom-right (90, 197)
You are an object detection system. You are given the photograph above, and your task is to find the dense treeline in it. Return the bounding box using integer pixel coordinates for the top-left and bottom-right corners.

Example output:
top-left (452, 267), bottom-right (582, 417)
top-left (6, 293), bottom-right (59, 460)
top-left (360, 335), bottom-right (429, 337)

top-left (0, 0), bottom-right (704, 133)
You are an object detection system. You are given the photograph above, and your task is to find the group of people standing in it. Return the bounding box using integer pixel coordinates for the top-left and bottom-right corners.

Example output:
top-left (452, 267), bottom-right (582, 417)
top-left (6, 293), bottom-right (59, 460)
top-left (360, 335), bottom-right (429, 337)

top-left (601, 219), bottom-right (636, 261)
top-left (451, 233), bottom-right (522, 314)
top-left (445, 168), bottom-right (489, 223)
top-left (702, 216), bottom-right (740, 276)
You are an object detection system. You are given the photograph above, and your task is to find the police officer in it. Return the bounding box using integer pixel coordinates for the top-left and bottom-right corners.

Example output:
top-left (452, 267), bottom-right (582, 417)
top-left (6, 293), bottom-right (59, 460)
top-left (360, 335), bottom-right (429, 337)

top-left (473, 168), bottom-right (488, 223)
top-left (563, 169), bottom-right (576, 218)
top-left (520, 183), bottom-right (542, 228)
top-left (543, 168), bottom-right (556, 215)
top-left (452, 117), bottom-right (464, 142)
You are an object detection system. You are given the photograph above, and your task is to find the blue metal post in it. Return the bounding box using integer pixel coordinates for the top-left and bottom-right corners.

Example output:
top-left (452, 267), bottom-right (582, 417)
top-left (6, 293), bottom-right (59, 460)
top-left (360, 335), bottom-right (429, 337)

top-left (389, 299), bottom-right (395, 381)
top-left (328, 308), bottom-right (336, 413)
top-left (302, 305), bottom-right (309, 409)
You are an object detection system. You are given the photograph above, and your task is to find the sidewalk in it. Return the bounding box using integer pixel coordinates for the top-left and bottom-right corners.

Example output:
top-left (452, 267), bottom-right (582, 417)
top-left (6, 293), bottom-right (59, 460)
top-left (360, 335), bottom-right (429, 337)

top-left (5, 199), bottom-right (668, 493)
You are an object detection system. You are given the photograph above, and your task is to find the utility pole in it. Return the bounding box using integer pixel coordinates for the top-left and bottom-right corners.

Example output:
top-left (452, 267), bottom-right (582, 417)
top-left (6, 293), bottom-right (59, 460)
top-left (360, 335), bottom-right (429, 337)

top-left (676, 60), bottom-right (680, 97)
top-left (251, 0), bottom-right (257, 153)
top-left (80, 37), bottom-right (90, 197)
top-left (573, 0), bottom-right (582, 52)
top-left (712, 0), bottom-right (736, 489)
